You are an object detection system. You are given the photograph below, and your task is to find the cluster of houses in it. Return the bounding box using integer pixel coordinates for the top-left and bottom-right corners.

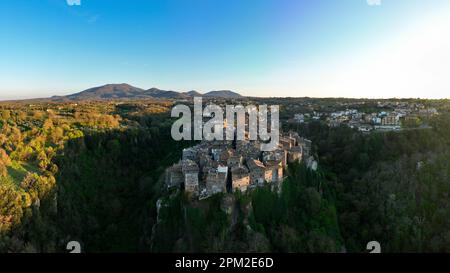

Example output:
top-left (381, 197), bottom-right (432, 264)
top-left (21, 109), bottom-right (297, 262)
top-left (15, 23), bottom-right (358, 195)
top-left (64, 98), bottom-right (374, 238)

top-left (165, 132), bottom-right (315, 200)
top-left (328, 110), bottom-right (404, 131)
top-left (293, 102), bottom-right (439, 132)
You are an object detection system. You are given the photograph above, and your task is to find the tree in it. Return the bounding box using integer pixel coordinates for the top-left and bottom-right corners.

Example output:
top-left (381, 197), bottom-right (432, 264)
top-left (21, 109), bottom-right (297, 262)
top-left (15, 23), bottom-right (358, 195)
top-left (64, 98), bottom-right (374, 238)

top-left (0, 184), bottom-right (23, 233)
top-left (6, 126), bottom-right (23, 151)
top-left (32, 111), bottom-right (44, 120)
top-left (43, 119), bottom-right (54, 132)
top-left (0, 134), bottom-right (7, 146)
top-left (0, 148), bottom-right (11, 178)
top-left (37, 151), bottom-right (49, 171)
top-left (0, 160), bottom-right (7, 178)
top-left (1, 110), bottom-right (11, 121)
top-left (0, 148), bottom-right (11, 166)
top-left (51, 127), bottom-right (64, 144)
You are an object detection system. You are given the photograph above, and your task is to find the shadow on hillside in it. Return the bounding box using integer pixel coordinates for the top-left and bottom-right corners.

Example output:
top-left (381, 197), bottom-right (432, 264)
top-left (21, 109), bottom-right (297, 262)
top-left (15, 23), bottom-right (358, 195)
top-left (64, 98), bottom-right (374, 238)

top-left (54, 123), bottom-right (194, 252)
top-left (2, 113), bottom-right (194, 253)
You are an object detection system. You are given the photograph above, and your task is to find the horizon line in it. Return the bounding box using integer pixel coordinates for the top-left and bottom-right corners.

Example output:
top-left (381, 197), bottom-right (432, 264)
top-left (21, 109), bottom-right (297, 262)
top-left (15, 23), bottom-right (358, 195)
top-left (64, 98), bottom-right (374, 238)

top-left (1, 83), bottom-right (450, 103)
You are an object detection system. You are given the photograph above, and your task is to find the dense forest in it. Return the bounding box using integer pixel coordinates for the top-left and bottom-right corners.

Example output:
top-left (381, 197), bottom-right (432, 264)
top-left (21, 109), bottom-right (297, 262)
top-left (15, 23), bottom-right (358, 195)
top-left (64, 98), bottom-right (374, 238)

top-left (0, 101), bottom-right (189, 252)
top-left (1, 100), bottom-right (450, 252)
top-left (287, 110), bottom-right (450, 252)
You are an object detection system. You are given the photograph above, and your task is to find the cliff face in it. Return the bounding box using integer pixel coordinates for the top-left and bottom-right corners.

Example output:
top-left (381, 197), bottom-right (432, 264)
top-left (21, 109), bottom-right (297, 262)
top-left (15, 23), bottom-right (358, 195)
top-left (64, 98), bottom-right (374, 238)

top-left (150, 191), bottom-right (271, 253)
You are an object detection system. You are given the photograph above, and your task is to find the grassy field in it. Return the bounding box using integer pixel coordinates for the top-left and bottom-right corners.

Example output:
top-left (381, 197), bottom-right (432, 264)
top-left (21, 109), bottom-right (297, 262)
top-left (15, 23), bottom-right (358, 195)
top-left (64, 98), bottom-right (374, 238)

top-left (1, 161), bottom-right (40, 188)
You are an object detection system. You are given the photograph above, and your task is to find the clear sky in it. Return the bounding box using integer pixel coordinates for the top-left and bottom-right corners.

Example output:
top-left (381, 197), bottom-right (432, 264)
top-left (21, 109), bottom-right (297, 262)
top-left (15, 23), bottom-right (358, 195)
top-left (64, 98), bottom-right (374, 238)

top-left (1, 0), bottom-right (450, 100)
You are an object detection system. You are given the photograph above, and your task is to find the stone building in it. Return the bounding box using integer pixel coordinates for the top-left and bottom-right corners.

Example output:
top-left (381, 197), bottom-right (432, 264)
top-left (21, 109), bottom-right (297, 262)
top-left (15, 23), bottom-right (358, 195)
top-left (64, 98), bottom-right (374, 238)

top-left (288, 146), bottom-right (303, 163)
top-left (263, 149), bottom-right (287, 169)
top-left (236, 140), bottom-right (261, 160)
top-left (279, 149), bottom-right (288, 169)
top-left (205, 166), bottom-right (228, 195)
top-left (299, 138), bottom-right (312, 158)
top-left (211, 148), bottom-right (222, 162)
top-left (247, 159), bottom-right (266, 185)
top-left (182, 159), bottom-right (199, 194)
top-left (231, 166), bottom-right (251, 192)
top-left (227, 154), bottom-right (243, 168)
top-left (381, 114), bottom-right (400, 126)
top-left (219, 149), bottom-right (233, 163)
top-left (279, 135), bottom-right (296, 150)
top-left (182, 148), bottom-right (198, 161)
top-left (199, 152), bottom-right (213, 169)
top-left (165, 163), bottom-right (183, 189)
top-left (265, 161), bottom-right (283, 183)
top-left (264, 167), bottom-right (273, 183)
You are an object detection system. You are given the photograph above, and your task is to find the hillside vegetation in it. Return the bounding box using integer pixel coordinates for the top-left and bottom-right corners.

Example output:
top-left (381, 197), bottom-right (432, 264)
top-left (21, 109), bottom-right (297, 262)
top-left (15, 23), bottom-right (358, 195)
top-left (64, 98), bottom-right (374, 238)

top-left (1, 99), bottom-right (450, 252)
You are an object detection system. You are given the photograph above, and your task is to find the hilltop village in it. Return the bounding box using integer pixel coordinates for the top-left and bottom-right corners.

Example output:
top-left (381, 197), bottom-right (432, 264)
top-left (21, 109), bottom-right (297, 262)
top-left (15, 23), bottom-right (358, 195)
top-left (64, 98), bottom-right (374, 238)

top-left (165, 132), bottom-right (316, 200)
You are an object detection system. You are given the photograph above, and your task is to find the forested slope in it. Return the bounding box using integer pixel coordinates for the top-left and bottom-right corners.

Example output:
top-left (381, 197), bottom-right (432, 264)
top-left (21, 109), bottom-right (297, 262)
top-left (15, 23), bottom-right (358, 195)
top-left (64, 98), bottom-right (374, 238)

top-left (288, 112), bottom-right (450, 252)
top-left (1, 102), bottom-right (450, 253)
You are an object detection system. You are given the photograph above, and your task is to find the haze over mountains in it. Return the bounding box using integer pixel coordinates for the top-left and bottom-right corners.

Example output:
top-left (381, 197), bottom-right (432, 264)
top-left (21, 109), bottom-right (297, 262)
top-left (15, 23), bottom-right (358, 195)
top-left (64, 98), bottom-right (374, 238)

top-left (51, 84), bottom-right (243, 101)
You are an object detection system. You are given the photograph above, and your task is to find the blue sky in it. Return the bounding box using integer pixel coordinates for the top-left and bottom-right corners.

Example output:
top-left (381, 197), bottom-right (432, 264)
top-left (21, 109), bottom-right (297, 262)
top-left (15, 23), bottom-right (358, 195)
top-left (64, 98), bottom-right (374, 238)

top-left (1, 0), bottom-right (450, 100)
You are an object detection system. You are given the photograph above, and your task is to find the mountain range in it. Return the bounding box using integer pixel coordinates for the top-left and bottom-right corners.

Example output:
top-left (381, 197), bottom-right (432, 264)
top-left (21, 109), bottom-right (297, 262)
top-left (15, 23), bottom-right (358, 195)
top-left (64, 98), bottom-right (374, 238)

top-left (52, 84), bottom-right (242, 101)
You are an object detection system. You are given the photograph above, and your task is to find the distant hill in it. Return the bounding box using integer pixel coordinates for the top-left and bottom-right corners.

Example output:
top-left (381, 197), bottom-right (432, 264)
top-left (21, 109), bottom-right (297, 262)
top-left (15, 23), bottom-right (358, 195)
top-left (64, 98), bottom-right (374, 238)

top-left (183, 90), bottom-right (203, 97)
top-left (65, 84), bottom-right (148, 100)
top-left (203, 90), bottom-right (242, 98)
top-left (146, 88), bottom-right (188, 99)
top-left (55, 84), bottom-right (242, 101)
